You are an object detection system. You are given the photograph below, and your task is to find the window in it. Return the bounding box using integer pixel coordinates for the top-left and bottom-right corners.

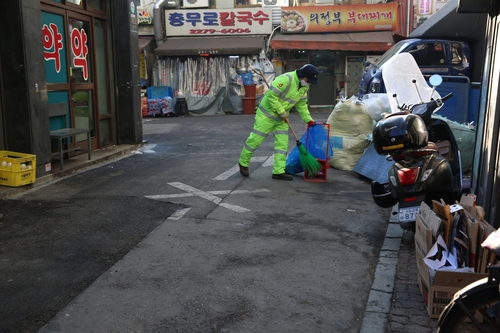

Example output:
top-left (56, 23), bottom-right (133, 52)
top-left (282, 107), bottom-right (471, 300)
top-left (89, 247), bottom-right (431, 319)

top-left (88, 0), bottom-right (105, 11)
top-left (67, 0), bottom-right (83, 5)
top-left (409, 43), bottom-right (446, 67)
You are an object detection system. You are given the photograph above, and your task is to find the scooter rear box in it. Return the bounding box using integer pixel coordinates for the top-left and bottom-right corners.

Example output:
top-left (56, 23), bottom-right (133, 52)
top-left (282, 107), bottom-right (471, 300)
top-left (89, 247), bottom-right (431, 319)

top-left (373, 114), bottom-right (428, 154)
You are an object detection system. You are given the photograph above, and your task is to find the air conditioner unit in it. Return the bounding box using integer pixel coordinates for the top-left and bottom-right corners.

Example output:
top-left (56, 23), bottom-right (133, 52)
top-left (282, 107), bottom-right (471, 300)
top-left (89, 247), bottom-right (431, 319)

top-left (262, 0), bottom-right (289, 7)
top-left (183, 0), bottom-right (209, 8)
top-left (269, 7), bottom-right (281, 25)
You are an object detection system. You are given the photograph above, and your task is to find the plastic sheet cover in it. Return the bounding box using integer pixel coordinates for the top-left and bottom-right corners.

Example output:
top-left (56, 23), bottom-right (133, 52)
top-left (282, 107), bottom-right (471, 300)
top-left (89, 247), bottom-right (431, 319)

top-left (154, 55), bottom-right (275, 115)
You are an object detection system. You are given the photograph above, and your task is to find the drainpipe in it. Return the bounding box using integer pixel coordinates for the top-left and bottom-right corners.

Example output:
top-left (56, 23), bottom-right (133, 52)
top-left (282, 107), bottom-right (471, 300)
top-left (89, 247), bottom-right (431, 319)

top-left (406, 0), bottom-right (411, 36)
top-left (154, 0), bottom-right (168, 47)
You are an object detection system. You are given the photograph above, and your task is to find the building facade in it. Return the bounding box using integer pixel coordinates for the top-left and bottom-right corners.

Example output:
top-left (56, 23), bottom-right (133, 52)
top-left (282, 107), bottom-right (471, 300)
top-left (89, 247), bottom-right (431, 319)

top-left (0, 0), bottom-right (142, 178)
top-left (146, 0), bottom-right (414, 110)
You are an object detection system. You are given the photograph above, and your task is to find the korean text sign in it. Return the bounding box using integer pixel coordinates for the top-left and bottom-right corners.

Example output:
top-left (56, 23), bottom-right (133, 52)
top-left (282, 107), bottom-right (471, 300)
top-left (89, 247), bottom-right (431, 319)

top-left (42, 11), bottom-right (68, 84)
top-left (280, 3), bottom-right (397, 34)
top-left (165, 8), bottom-right (272, 37)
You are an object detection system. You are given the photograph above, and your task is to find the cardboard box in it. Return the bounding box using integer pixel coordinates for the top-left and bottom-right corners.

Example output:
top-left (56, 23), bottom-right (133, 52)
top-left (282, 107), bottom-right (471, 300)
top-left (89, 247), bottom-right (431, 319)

top-left (415, 238), bottom-right (488, 318)
top-left (415, 200), bottom-right (488, 318)
top-left (415, 202), bottom-right (443, 255)
top-left (415, 213), bottom-right (433, 256)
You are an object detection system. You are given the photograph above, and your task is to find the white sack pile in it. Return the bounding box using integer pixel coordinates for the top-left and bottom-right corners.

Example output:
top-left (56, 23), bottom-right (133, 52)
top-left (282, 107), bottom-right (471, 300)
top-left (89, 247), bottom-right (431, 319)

top-left (327, 98), bottom-right (374, 171)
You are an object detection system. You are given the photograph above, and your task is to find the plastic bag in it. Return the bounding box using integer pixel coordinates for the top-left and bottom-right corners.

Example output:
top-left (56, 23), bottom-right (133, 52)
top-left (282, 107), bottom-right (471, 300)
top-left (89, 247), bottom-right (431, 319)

top-left (360, 93), bottom-right (391, 121)
top-left (285, 131), bottom-right (307, 174)
top-left (285, 124), bottom-right (330, 174)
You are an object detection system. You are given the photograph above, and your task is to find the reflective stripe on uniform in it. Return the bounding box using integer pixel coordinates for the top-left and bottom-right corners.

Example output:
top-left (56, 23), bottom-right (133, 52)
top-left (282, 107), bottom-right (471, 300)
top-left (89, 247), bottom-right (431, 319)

top-left (281, 74), bottom-right (296, 104)
top-left (258, 104), bottom-right (282, 121)
top-left (282, 74), bottom-right (293, 96)
top-left (244, 143), bottom-right (256, 152)
top-left (252, 128), bottom-right (268, 137)
top-left (274, 148), bottom-right (287, 155)
top-left (274, 129), bottom-right (288, 136)
top-left (270, 86), bottom-right (281, 95)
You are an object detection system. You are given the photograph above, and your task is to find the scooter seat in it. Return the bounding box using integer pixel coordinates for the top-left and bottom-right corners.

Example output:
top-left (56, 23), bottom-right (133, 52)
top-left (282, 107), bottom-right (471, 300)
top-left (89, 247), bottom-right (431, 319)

top-left (392, 149), bottom-right (437, 161)
top-left (383, 111), bottom-right (410, 119)
top-left (427, 141), bottom-right (439, 151)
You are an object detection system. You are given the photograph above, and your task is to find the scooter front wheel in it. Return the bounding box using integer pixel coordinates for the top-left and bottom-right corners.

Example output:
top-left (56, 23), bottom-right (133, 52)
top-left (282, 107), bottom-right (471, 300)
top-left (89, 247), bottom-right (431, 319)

top-left (437, 278), bottom-right (500, 332)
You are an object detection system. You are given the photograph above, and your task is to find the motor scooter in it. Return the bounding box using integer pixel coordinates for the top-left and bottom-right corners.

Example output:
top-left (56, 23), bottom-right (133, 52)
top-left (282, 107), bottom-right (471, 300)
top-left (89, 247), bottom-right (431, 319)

top-left (370, 53), bottom-right (462, 230)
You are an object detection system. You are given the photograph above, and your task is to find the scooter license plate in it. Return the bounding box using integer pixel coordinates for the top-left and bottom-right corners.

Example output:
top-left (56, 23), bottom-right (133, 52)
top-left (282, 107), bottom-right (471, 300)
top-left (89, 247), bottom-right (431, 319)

top-left (399, 207), bottom-right (420, 223)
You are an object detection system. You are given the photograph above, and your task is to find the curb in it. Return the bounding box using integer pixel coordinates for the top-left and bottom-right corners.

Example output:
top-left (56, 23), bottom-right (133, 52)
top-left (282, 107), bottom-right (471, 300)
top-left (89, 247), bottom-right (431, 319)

top-left (0, 143), bottom-right (144, 200)
top-left (360, 209), bottom-right (402, 332)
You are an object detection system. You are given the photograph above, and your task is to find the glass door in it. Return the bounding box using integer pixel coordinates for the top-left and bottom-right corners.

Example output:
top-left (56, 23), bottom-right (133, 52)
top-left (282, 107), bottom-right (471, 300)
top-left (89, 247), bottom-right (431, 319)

top-left (67, 12), bottom-right (97, 147)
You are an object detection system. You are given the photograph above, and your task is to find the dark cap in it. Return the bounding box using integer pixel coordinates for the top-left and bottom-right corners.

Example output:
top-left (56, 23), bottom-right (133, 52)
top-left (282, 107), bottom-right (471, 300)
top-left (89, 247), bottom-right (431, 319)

top-left (298, 64), bottom-right (319, 84)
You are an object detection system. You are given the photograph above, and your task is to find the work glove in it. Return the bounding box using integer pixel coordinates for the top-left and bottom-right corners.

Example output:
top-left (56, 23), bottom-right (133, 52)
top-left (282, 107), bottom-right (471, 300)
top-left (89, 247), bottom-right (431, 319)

top-left (279, 112), bottom-right (287, 119)
top-left (307, 120), bottom-right (316, 127)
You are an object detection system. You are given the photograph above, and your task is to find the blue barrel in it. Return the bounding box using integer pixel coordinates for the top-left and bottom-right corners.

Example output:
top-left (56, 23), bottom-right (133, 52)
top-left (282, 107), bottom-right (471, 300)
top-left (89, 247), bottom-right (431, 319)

top-left (241, 72), bottom-right (253, 85)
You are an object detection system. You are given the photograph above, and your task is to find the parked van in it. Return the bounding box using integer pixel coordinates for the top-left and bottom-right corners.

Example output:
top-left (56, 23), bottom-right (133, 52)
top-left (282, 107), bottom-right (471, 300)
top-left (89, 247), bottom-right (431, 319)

top-left (357, 38), bottom-right (472, 98)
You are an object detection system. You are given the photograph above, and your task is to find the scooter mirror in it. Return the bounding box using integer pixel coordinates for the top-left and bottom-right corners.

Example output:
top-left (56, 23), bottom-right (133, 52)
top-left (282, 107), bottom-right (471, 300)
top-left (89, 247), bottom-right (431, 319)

top-left (429, 74), bottom-right (443, 87)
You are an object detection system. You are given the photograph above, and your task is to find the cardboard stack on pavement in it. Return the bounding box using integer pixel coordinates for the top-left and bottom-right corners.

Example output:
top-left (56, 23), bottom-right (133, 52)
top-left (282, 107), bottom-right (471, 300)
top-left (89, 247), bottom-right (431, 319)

top-left (414, 195), bottom-right (496, 318)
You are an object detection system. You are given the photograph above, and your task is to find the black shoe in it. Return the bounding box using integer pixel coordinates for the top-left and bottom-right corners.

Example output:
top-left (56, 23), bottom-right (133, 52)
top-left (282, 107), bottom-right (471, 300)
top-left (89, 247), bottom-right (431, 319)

top-left (272, 173), bottom-right (293, 180)
top-left (239, 163), bottom-right (249, 177)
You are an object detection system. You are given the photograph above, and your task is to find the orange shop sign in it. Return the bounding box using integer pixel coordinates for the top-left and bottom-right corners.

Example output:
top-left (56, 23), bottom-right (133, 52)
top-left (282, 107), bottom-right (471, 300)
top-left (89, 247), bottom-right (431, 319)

top-left (280, 3), bottom-right (397, 34)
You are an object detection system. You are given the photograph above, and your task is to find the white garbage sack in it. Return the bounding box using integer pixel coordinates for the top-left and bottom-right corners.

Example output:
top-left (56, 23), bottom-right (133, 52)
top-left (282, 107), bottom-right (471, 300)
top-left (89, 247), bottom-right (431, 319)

top-left (359, 93), bottom-right (392, 121)
top-left (327, 97), bottom-right (374, 171)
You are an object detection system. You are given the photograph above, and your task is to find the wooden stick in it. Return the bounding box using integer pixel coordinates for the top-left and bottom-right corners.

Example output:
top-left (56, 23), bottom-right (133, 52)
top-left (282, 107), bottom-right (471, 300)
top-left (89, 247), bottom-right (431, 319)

top-left (284, 118), bottom-right (299, 141)
top-left (249, 65), bottom-right (270, 88)
top-left (258, 69), bottom-right (270, 88)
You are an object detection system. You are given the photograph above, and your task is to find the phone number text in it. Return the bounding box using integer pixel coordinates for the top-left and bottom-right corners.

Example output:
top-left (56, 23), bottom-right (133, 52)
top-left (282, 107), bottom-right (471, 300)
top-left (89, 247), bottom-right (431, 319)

top-left (190, 28), bottom-right (251, 34)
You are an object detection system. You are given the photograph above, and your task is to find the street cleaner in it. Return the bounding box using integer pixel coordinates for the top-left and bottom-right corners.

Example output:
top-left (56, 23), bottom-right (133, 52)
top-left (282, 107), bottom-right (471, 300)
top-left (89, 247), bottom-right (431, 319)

top-left (238, 64), bottom-right (319, 180)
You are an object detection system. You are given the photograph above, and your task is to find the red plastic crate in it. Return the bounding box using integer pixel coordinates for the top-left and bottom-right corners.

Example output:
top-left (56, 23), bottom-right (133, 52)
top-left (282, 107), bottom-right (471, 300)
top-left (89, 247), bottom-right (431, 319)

top-left (304, 158), bottom-right (328, 182)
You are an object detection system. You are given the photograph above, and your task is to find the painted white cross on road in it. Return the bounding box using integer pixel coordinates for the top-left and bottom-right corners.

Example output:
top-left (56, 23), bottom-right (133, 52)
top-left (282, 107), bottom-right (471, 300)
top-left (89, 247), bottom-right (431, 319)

top-left (145, 182), bottom-right (269, 214)
top-left (213, 156), bottom-right (273, 180)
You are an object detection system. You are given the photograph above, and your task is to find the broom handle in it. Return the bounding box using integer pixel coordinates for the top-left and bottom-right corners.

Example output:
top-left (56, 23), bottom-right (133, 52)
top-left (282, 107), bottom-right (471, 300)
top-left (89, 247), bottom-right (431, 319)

top-left (259, 69), bottom-right (270, 88)
top-left (285, 118), bottom-right (300, 142)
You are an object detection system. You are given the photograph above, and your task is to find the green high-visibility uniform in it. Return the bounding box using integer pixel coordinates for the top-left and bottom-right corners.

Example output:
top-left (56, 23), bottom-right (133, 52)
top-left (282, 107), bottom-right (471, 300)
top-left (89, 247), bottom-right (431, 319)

top-left (239, 70), bottom-right (314, 174)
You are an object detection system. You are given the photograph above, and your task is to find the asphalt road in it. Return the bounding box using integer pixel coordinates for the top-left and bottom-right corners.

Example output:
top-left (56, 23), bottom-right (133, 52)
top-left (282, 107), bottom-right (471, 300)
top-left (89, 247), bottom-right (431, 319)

top-left (0, 111), bottom-right (392, 332)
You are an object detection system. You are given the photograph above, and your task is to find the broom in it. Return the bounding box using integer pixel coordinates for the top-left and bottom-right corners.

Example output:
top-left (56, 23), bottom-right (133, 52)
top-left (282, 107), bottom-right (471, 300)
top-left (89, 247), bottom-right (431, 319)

top-left (285, 118), bottom-right (323, 175)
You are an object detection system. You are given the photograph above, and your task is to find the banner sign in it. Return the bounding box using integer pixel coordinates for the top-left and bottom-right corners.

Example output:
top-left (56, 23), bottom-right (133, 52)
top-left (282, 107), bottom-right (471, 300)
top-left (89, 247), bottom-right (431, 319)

top-left (138, 8), bottom-right (153, 25)
top-left (280, 3), bottom-right (397, 34)
top-left (165, 8), bottom-right (273, 36)
top-left (418, 0), bottom-right (433, 15)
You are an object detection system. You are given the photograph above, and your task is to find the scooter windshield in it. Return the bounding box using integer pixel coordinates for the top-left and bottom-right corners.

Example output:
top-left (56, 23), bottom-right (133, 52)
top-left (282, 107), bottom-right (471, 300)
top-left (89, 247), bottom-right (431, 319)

top-left (382, 53), bottom-right (441, 114)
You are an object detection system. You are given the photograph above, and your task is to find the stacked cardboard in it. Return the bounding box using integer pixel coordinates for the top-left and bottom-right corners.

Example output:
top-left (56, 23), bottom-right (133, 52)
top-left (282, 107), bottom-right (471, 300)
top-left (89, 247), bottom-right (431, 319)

top-left (415, 195), bottom-right (495, 318)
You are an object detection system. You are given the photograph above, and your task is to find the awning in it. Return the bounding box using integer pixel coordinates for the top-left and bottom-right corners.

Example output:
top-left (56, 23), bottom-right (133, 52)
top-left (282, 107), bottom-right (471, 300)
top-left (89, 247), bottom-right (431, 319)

top-left (155, 36), bottom-right (265, 57)
top-left (138, 37), bottom-right (154, 53)
top-left (271, 31), bottom-right (395, 52)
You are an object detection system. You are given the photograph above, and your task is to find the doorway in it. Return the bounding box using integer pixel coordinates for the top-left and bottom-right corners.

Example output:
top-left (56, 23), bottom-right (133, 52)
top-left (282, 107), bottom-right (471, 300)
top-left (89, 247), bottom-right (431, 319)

top-left (68, 13), bottom-right (96, 147)
top-left (309, 51), bottom-right (336, 107)
top-left (43, 3), bottom-right (112, 154)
